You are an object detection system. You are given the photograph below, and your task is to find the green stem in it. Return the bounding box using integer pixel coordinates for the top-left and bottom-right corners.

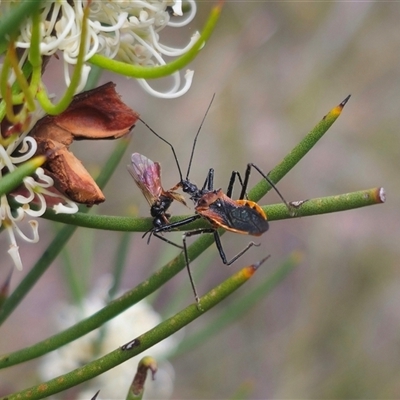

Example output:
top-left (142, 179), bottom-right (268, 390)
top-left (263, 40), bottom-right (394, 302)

top-left (0, 156), bottom-right (46, 197)
top-left (108, 232), bottom-right (131, 300)
top-left (35, 187), bottom-right (385, 231)
top-left (60, 245), bottom-right (86, 306)
top-left (1, 258), bottom-right (263, 400)
top-left (266, 187), bottom-right (385, 220)
top-left (0, 62), bottom-right (33, 120)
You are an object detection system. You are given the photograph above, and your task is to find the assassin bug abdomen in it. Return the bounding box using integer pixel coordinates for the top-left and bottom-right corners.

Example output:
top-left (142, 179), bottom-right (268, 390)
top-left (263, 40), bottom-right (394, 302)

top-left (195, 189), bottom-right (269, 236)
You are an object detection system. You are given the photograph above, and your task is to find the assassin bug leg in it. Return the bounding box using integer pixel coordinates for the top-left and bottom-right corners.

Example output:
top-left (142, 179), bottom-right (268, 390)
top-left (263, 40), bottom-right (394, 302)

top-left (227, 170), bottom-right (246, 198)
top-left (142, 229), bottom-right (184, 249)
top-left (181, 227), bottom-right (260, 306)
top-left (183, 229), bottom-right (259, 266)
top-left (240, 163), bottom-right (292, 211)
top-left (227, 163), bottom-right (293, 213)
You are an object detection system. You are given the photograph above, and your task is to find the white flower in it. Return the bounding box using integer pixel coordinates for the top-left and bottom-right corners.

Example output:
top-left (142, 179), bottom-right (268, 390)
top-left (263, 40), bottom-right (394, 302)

top-left (0, 112), bottom-right (78, 270)
top-left (39, 276), bottom-right (182, 399)
top-left (10, 0), bottom-right (198, 98)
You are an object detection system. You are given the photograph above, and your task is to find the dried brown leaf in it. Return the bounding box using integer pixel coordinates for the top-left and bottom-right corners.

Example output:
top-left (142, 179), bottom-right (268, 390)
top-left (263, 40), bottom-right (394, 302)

top-left (31, 82), bottom-right (139, 205)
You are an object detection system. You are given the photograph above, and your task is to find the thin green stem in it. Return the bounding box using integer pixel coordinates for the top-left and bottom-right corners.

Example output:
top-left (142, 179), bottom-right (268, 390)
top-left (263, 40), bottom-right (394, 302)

top-left (0, 156), bottom-right (46, 197)
top-left (108, 232), bottom-right (132, 300)
top-left (1, 259), bottom-right (262, 400)
top-left (7, 42), bottom-right (35, 112)
top-left (36, 188), bottom-right (385, 231)
top-left (0, 62), bottom-right (33, 120)
top-left (60, 245), bottom-right (86, 306)
top-left (265, 187), bottom-right (386, 221)
top-left (26, 8), bottom-right (42, 103)
top-left (0, 55), bottom-right (14, 120)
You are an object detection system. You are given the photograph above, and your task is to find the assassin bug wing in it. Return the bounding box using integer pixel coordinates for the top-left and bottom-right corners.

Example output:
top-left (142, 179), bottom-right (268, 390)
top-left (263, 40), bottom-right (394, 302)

top-left (128, 153), bottom-right (163, 206)
top-left (229, 199), bottom-right (269, 236)
top-left (196, 190), bottom-right (269, 236)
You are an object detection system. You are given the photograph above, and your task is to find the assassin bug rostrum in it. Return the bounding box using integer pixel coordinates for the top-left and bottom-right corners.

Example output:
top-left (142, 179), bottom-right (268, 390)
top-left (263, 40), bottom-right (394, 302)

top-left (138, 96), bottom-right (292, 304)
top-left (128, 152), bottom-right (187, 248)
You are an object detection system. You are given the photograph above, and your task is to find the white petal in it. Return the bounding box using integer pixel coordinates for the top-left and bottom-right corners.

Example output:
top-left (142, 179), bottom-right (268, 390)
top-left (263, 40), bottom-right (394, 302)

top-left (8, 244), bottom-right (23, 271)
top-left (137, 69), bottom-right (194, 99)
top-left (53, 201), bottom-right (79, 214)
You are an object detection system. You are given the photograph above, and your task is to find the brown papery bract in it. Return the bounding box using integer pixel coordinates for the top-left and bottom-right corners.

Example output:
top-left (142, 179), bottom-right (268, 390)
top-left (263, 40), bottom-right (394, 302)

top-left (31, 82), bottom-right (139, 205)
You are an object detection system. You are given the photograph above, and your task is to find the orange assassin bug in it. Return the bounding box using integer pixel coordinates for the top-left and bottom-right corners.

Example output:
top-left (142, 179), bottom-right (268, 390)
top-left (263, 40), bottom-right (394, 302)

top-left (138, 96), bottom-right (292, 303)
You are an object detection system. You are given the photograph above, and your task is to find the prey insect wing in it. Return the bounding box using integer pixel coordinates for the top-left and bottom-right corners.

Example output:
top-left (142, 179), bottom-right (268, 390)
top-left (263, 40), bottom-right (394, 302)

top-left (128, 153), bottom-right (163, 206)
top-left (128, 152), bottom-right (187, 253)
top-left (129, 153), bottom-right (187, 210)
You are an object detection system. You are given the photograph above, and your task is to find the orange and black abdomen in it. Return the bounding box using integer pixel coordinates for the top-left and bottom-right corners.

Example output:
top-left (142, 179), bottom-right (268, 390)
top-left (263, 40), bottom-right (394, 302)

top-left (195, 190), bottom-right (269, 236)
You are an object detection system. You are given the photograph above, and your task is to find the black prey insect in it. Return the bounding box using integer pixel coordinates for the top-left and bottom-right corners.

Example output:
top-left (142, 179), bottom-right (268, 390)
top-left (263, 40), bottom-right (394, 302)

top-left (128, 152), bottom-right (187, 247)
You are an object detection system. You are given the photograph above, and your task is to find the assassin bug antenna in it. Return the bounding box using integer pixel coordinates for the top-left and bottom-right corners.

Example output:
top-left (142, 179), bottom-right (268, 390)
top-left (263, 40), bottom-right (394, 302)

top-left (138, 117), bottom-right (184, 183)
top-left (139, 118), bottom-right (183, 181)
top-left (139, 93), bottom-right (216, 185)
top-left (185, 93), bottom-right (215, 180)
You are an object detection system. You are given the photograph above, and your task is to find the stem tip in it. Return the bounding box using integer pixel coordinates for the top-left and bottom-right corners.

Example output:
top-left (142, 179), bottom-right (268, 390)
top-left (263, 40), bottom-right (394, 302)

top-left (340, 94), bottom-right (351, 108)
top-left (253, 255), bottom-right (271, 271)
top-left (378, 187), bottom-right (386, 203)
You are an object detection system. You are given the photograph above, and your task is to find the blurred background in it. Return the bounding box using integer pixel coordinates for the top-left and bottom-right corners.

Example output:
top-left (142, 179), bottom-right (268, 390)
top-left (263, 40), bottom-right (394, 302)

top-left (1, 2), bottom-right (399, 398)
